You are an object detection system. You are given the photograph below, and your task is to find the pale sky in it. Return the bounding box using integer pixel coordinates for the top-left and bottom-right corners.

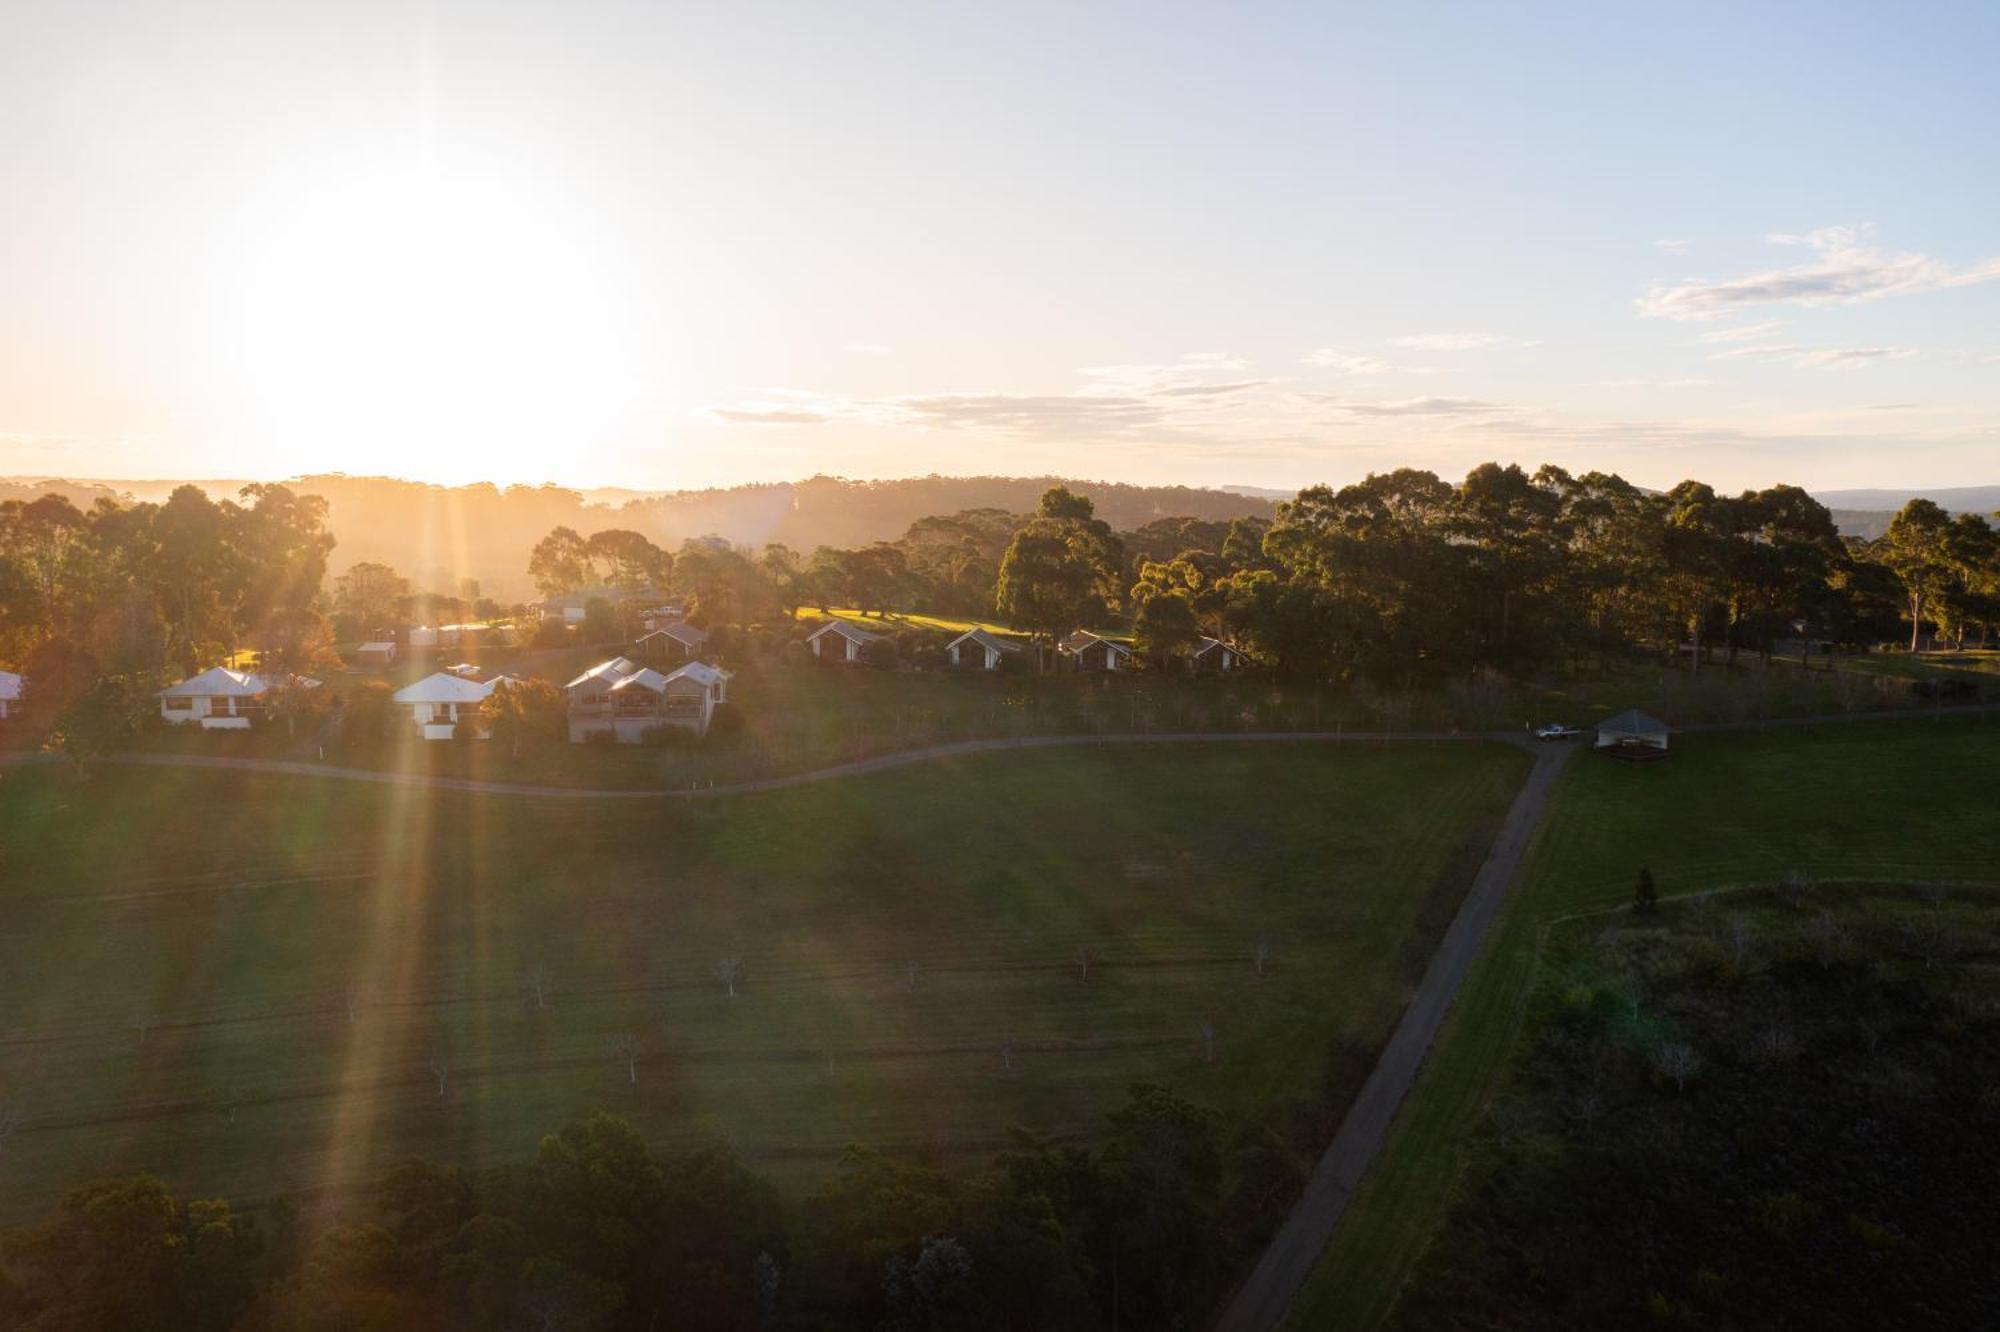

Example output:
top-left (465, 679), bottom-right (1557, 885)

top-left (4, 1), bottom-right (1998, 494)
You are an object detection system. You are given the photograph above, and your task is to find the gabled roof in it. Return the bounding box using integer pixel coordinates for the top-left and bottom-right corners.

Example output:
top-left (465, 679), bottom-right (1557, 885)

top-left (1597, 709), bottom-right (1669, 736)
top-left (159, 667), bottom-right (273, 699)
top-left (639, 621), bottom-right (708, 646)
top-left (807, 619), bottom-right (884, 645)
top-left (665, 661), bottom-right (733, 688)
top-left (0, 670), bottom-right (22, 703)
top-left (1062, 630), bottom-right (1131, 657)
top-left (563, 657), bottom-right (640, 690)
top-left (946, 628), bottom-right (1022, 655)
top-left (1190, 636), bottom-right (1239, 658)
top-left (357, 641), bottom-right (398, 653)
top-left (393, 672), bottom-right (496, 705)
top-left (608, 667), bottom-right (674, 694)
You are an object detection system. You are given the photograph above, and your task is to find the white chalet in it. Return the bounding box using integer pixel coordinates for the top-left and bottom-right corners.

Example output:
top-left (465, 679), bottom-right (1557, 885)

top-left (805, 619), bottom-right (884, 664)
top-left (0, 669), bottom-right (21, 721)
top-left (944, 628), bottom-right (1022, 671)
top-left (391, 672), bottom-right (517, 741)
top-left (567, 657), bottom-right (733, 741)
top-left (158, 667), bottom-right (312, 729)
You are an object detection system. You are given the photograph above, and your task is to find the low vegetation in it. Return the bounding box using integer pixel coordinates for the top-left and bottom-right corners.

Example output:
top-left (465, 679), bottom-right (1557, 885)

top-left (1397, 889), bottom-right (2000, 1329)
top-left (1291, 715), bottom-right (2000, 1329)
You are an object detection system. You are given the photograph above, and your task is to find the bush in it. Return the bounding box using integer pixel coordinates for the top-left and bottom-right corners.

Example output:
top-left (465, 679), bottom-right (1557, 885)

top-left (861, 637), bottom-right (900, 671)
top-left (639, 724), bottom-right (696, 748)
top-left (705, 702), bottom-right (745, 738)
top-left (531, 618), bottom-right (571, 649)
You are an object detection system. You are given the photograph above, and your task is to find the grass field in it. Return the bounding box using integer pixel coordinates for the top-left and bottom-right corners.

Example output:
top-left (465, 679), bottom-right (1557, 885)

top-left (0, 740), bottom-right (1526, 1226)
top-left (1287, 713), bottom-right (2000, 1329)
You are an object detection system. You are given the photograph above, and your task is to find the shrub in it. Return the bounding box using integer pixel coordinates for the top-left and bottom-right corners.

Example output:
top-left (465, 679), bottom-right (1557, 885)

top-left (705, 702), bottom-right (745, 738)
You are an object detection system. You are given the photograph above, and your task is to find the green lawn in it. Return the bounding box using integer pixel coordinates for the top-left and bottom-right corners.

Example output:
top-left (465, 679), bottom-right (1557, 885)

top-left (0, 741), bottom-right (1526, 1225)
top-left (1288, 714), bottom-right (2000, 1329)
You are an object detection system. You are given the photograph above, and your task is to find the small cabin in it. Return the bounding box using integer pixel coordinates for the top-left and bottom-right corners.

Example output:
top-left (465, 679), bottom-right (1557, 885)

top-left (1188, 637), bottom-right (1245, 674)
top-left (1061, 631), bottom-right (1133, 673)
top-left (944, 628), bottom-right (1022, 671)
top-left (0, 669), bottom-right (22, 721)
top-left (355, 641), bottom-right (399, 667)
top-left (805, 620), bottom-right (884, 664)
top-left (636, 621), bottom-right (710, 664)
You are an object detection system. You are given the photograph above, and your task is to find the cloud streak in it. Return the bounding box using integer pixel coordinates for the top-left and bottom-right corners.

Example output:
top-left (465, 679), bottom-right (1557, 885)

top-left (1710, 343), bottom-right (1919, 369)
top-left (1303, 394), bottom-right (1507, 417)
top-left (1386, 332), bottom-right (1537, 351)
top-left (1639, 225), bottom-right (2000, 320)
top-left (1300, 347), bottom-right (1438, 375)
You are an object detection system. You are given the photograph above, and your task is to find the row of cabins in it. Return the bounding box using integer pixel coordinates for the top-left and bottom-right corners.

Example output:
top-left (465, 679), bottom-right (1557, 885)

top-left (803, 621), bottom-right (1245, 674)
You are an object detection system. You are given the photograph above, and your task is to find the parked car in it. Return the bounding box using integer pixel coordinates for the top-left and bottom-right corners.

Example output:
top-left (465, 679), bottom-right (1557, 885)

top-left (1534, 723), bottom-right (1580, 740)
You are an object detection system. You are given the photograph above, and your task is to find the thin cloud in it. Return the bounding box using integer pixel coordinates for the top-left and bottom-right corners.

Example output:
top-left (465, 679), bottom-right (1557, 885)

top-left (1385, 333), bottom-right (1539, 351)
top-left (1639, 224), bottom-right (2000, 320)
top-left (1697, 320), bottom-right (1786, 344)
top-left (705, 407), bottom-right (831, 425)
top-left (844, 342), bottom-right (894, 356)
top-left (1655, 238), bottom-right (1691, 255)
top-left (1711, 343), bottom-right (1919, 369)
top-left (1304, 395), bottom-right (1506, 417)
top-left (1153, 380), bottom-right (1268, 397)
top-left (887, 393), bottom-right (1162, 434)
top-left (1601, 377), bottom-right (1712, 388)
top-left (1300, 347), bottom-right (1438, 375)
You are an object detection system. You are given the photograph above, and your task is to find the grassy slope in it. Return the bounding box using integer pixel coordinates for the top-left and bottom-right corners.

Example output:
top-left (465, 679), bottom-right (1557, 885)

top-left (0, 741), bottom-right (1525, 1224)
top-left (1288, 713), bottom-right (2000, 1329)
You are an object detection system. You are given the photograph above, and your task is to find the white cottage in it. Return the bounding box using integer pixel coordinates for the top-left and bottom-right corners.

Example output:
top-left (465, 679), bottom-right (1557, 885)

top-left (391, 672), bottom-right (514, 740)
top-left (944, 628), bottom-right (1022, 671)
top-left (0, 669), bottom-right (21, 721)
top-left (805, 619), bottom-right (884, 664)
top-left (157, 667), bottom-right (308, 729)
top-left (570, 659), bottom-right (733, 742)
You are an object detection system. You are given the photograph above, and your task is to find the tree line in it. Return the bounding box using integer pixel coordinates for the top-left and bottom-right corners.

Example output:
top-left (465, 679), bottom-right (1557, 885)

top-left (0, 484), bottom-right (337, 750)
top-left (0, 1084), bottom-right (1238, 1331)
top-left (524, 467), bottom-right (1999, 682)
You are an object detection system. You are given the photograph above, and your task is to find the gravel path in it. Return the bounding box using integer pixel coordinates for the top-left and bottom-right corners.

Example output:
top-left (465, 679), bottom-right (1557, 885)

top-left (1213, 740), bottom-right (1576, 1332)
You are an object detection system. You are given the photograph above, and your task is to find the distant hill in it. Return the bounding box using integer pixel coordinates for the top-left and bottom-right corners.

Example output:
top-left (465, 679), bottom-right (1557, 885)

top-left (2, 473), bottom-right (1273, 601)
top-left (1814, 487), bottom-right (1999, 540)
top-left (1813, 486), bottom-right (2000, 513)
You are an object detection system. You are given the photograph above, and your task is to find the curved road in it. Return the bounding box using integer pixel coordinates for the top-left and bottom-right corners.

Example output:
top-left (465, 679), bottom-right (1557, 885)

top-left (4, 701), bottom-right (1988, 800)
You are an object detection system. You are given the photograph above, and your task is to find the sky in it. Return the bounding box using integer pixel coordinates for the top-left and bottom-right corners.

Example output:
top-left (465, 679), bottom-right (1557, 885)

top-left (3, 0), bottom-right (1998, 495)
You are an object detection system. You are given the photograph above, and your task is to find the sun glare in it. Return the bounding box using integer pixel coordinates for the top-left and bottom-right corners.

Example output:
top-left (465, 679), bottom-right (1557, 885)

top-left (211, 163), bottom-right (645, 482)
